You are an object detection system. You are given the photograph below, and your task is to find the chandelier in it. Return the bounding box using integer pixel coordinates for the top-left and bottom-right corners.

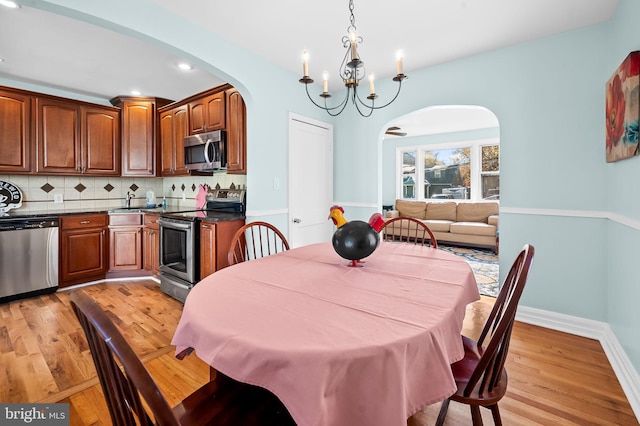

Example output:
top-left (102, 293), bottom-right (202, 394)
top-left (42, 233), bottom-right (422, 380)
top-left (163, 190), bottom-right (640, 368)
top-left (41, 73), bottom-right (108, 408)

top-left (299, 0), bottom-right (407, 117)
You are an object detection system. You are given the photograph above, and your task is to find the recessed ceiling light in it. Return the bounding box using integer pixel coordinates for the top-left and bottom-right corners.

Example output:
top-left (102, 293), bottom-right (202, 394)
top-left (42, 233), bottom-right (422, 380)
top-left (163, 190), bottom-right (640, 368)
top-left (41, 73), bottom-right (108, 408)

top-left (178, 63), bottom-right (193, 71)
top-left (131, 90), bottom-right (141, 96)
top-left (0, 1), bottom-right (19, 8)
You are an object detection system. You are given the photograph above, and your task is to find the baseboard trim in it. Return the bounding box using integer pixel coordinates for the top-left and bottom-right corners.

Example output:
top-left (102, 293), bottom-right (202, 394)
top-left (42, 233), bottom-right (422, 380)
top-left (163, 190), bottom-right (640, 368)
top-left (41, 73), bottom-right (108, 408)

top-left (517, 306), bottom-right (640, 420)
top-left (57, 275), bottom-right (160, 292)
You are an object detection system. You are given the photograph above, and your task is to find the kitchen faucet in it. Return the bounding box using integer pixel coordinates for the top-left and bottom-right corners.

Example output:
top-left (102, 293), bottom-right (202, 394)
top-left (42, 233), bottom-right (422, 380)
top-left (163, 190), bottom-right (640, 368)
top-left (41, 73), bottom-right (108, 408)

top-left (125, 191), bottom-right (134, 208)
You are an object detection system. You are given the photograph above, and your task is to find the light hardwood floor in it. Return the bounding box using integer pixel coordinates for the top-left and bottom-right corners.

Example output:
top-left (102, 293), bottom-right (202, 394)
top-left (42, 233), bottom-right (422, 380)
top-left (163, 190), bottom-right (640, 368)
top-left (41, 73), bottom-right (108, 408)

top-left (0, 280), bottom-right (637, 425)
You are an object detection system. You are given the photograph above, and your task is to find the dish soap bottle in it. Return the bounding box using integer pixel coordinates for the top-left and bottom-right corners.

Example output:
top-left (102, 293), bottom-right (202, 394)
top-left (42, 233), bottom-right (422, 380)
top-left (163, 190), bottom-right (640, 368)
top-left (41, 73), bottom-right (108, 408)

top-left (162, 197), bottom-right (167, 211)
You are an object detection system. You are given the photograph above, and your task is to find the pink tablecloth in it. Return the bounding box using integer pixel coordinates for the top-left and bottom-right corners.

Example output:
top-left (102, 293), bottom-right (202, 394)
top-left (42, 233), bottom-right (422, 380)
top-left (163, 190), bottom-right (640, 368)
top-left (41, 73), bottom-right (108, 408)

top-left (172, 242), bottom-right (479, 426)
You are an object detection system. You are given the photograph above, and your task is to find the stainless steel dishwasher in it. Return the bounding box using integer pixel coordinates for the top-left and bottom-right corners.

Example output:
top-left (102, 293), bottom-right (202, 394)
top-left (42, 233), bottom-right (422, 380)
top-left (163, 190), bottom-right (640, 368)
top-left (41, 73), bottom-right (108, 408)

top-left (0, 217), bottom-right (59, 303)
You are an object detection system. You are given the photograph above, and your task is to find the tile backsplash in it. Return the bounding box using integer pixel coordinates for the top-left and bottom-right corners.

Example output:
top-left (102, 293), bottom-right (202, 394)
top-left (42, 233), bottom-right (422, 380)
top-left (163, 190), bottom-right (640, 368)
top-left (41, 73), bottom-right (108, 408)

top-left (0, 173), bottom-right (247, 214)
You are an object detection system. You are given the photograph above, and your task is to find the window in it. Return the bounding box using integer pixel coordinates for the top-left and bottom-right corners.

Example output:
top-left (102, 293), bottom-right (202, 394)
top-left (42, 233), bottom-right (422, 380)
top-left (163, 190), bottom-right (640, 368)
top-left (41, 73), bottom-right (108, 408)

top-left (396, 139), bottom-right (499, 201)
top-left (402, 151), bottom-right (417, 199)
top-left (481, 145), bottom-right (500, 199)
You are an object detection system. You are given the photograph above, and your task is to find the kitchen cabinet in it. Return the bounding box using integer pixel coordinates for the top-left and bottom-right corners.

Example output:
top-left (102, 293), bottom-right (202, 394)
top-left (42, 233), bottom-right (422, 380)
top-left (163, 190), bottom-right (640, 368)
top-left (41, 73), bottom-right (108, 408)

top-left (199, 222), bottom-right (216, 279)
top-left (189, 91), bottom-right (225, 134)
top-left (143, 213), bottom-right (160, 275)
top-left (35, 97), bottom-right (120, 175)
top-left (110, 96), bottom-right (172, 176)
top-left (108, 213), bottom-right (142, 271)
top-left (200, 219), bottom-right (244, 280)
top-left (225, 88), bottom-right (247, 174)
top-left (159, 105), bottom-right (189, 176)
top-left (0, 88), bottom-right (32, 174)
top-left (59, 214), bottom-right (108, 287)
top-left (158, 84), bottom-right (245, 175)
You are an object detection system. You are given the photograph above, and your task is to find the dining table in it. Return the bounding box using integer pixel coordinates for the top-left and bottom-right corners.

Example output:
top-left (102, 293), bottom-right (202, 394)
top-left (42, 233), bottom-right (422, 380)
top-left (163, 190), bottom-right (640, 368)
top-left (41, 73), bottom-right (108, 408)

top-left (171, 241), bottom-right (480, 426)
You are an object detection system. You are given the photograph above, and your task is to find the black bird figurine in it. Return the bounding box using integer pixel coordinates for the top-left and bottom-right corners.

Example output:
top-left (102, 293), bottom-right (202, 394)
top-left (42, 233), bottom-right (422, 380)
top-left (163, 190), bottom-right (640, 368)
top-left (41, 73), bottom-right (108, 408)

top-left (328, 205), bottom-right (385, 267)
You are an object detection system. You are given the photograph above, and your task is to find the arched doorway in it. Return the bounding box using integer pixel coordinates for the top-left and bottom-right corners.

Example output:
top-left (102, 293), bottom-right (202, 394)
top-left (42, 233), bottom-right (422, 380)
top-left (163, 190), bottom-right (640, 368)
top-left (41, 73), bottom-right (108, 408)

top-left (382, 105), bottom-right (501, 297)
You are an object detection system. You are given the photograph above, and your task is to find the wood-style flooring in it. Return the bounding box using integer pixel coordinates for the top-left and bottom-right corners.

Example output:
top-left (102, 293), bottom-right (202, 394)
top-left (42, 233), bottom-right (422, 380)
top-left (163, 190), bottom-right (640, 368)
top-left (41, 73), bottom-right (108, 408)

top-left (0, 280), bottom-right (637, 425)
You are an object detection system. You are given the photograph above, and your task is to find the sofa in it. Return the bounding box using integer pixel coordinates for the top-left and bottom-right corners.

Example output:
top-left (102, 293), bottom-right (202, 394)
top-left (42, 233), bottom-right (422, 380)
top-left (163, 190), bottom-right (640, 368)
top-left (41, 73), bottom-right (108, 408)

top-left (384, 199), bottom-right (499, 253)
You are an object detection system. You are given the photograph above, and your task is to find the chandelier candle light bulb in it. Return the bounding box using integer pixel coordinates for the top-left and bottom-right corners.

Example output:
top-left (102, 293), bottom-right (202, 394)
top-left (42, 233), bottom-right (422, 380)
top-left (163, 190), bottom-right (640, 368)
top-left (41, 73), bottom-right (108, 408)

top-left (323, 71), bottom-right (329, 93)
top-left (396, 51), bottom-right (404, 75)
top-left (302, 50), bottom-right (310, 77)
top-left (368, 73), bottom-right (375, 95)
top-left (350, 31), bottom-right (358, 61)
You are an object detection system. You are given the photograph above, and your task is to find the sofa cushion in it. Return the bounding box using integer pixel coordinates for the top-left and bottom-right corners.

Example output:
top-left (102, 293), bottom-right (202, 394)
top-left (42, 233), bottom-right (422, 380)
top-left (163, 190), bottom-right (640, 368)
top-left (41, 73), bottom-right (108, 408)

top-left (395, 200), bottom-right (427, 220)
top-left (456, 202), bottom-right (499, 223)
top-left (450, 222), bottom-right (497, 237)
top-left (425, 202), bottom-right (457, 221)
top-left (422, 219), bottom-right (453, 232)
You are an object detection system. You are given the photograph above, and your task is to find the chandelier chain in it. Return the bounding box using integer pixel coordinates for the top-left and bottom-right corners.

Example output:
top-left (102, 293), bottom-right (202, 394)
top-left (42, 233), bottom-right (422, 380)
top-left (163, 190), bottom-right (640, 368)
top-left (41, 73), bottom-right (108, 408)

top-left (347, 0), bottom-right (357, 34)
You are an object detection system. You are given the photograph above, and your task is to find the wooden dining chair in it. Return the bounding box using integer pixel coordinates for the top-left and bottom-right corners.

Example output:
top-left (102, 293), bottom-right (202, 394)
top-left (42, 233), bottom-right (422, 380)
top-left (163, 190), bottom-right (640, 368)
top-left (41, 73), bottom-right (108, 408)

top-left (228, 221), bottom-right (290, 266)
top-left (381, 217), bottom-right (438, 248)
top-left (436, 244), bottom-right (535, 426)
top-left (69, 290), bottom-right (296, 426)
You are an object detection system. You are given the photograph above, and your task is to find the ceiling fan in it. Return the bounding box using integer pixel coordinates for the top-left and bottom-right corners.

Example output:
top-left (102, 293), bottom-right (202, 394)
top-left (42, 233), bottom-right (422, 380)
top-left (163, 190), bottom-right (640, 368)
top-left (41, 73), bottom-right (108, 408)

top-left (385, 126), bottom-right (407, 137)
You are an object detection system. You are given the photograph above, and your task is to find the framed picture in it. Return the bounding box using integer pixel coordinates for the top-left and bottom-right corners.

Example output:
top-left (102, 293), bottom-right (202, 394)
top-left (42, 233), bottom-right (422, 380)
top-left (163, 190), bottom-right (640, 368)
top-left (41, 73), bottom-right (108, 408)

top-left (606, 51), bottom-right (640, 163)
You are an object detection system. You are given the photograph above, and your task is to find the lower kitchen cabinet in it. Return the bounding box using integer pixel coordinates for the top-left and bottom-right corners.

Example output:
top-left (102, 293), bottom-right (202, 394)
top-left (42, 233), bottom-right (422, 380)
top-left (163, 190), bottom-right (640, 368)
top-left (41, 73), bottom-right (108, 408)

top-left (200, 219), bottom-right (244, 280)
top-left (109, 213), bottom-right (143, 271)
top-left (143, 213), bottom-right (160, 275)
top-left (59, 214), bottom-right (108, 287)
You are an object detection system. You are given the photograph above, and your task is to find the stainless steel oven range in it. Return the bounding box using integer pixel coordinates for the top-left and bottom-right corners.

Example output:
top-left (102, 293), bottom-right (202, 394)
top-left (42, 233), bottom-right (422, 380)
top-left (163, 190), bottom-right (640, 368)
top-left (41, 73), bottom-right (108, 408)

top-left (158, 216), bottom-right (198, 301)
top-left (158, 189), bottom-right (245, 303)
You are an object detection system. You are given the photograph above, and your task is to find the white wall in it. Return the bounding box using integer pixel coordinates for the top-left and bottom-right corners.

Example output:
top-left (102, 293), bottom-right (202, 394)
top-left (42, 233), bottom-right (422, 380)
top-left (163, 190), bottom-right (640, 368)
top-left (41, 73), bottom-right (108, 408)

top-left (604, 0), bottom-right (640, 375)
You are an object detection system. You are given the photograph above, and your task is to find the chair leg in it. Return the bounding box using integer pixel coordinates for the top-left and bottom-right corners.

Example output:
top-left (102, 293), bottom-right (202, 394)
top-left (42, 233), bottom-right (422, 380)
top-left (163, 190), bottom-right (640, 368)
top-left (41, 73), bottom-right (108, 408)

top-left (435, 399), bottom-right (450, 426)
top-left (489, 404), bottom-right (502, 426)
top-left (470, 405), bottom-right (484, 426)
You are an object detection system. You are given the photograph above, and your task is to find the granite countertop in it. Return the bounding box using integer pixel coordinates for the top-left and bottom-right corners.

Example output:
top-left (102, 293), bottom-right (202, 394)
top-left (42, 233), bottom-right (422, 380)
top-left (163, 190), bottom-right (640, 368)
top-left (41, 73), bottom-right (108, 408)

top-left (0, 207), bottom-right (245, 223)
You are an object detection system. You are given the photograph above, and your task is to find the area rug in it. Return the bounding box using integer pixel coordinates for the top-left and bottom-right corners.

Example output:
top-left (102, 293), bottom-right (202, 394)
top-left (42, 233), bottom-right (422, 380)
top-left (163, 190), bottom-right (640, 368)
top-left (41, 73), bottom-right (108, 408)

top-left (439, 245), bottom-right (499, 297)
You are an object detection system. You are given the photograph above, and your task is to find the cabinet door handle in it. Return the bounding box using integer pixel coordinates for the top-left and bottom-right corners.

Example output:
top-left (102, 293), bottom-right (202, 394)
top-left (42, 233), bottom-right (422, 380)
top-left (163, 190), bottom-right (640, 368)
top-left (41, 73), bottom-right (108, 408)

top-left (80, 220), bottom-right (91, 224)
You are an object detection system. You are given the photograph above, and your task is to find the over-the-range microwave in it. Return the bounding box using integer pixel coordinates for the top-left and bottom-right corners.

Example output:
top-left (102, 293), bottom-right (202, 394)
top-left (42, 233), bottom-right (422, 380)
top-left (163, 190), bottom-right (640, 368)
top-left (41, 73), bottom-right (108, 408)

top-left (184, 130), bottom-right (227, 171)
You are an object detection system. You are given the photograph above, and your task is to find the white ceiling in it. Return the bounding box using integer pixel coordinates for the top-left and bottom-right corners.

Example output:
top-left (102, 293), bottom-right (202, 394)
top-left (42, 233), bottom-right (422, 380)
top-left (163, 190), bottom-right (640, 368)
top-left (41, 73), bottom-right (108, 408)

top-left (0, 0), bottom-right (618, 136)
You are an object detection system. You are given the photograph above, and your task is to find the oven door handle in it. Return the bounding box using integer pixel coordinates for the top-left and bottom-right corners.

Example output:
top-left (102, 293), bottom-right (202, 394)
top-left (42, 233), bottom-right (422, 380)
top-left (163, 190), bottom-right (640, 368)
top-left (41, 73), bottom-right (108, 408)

top-left (158, 219), bottom-right (192, 230)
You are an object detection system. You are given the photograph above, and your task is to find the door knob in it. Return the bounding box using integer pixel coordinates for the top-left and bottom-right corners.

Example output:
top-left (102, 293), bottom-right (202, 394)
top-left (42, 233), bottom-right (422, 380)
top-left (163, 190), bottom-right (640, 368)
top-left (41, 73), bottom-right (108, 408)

top-left (293, 218), bottom-right (302, 223)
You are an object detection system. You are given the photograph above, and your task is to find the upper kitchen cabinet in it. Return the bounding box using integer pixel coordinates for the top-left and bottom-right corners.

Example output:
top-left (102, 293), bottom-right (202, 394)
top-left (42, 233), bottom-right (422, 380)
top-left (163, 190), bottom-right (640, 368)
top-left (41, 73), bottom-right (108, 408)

top-left (189, 91), bottom-right (225, 134)
top-left (0, 87), bottom-right (32, 174)
top-left (83, 106), bottom-right (120, 175)
top-left (35, 96), bottom-right (120, 176)
top-left (225, 88), bottom-right (247, 174)
top-left (110, 96), bottom-right (173, 176)
top-left (159, 105), bottom-right (189, 176)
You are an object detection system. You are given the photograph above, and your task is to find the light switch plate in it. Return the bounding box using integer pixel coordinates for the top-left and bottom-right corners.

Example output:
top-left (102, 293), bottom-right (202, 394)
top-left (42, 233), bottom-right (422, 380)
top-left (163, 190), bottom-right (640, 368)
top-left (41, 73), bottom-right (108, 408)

top-left (54, 194), bottom-right (63, 203)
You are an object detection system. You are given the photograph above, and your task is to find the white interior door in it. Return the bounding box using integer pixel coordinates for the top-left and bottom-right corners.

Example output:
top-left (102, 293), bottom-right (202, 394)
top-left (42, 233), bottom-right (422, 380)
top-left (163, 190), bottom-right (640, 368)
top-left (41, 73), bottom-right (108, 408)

top-left (288, 113), bottom-right (333, 248)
